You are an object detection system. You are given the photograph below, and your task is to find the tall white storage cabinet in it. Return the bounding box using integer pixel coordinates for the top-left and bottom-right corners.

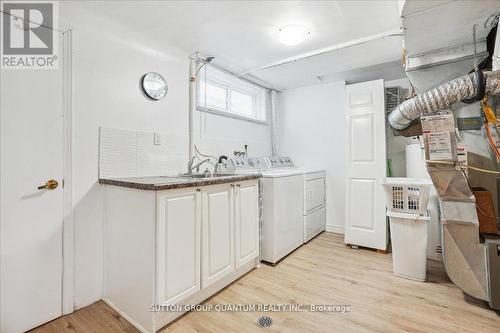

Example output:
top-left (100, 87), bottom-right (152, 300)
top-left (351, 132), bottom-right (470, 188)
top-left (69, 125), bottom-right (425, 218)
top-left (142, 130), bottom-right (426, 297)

top-left (102, 179), bottom-right (259, 333)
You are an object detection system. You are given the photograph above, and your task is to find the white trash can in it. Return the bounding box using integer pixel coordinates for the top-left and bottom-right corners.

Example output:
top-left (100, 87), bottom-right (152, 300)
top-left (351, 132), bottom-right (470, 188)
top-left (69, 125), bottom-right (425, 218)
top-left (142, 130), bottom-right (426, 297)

top-left (387, 211), bottom-right (430, 282)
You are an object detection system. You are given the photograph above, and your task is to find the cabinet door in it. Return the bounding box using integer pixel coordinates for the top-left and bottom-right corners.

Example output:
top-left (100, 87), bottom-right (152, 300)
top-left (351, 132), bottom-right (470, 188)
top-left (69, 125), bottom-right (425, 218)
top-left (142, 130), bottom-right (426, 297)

top-left (157, 188), bottom-right (201, 305)
top-left (202, 184), bottom-right (234, 288)
top-left (235, 181), bottom-right (259, 268)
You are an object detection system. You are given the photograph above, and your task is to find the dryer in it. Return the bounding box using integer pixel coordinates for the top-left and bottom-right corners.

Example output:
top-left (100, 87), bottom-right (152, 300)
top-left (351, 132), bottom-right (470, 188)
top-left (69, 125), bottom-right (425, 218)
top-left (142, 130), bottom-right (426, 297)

top-left (303, 170), bottom-right (326, 243)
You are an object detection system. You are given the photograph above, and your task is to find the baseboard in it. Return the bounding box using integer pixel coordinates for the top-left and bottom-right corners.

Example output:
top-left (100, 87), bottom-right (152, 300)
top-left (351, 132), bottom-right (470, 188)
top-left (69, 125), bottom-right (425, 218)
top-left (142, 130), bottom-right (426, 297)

top-left (326, 224), bottom-right (344, 234)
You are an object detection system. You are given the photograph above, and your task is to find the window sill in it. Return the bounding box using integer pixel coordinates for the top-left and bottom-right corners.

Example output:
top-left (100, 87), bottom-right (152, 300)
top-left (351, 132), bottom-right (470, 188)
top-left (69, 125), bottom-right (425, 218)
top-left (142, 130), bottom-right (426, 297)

top-left (196, 107), bottom-right (268, 126)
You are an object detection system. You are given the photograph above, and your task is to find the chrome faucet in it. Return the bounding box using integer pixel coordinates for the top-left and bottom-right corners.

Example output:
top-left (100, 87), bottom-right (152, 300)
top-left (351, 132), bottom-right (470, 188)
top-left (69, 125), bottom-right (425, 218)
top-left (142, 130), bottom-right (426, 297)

top-left (187, 156), bottom-right (216, 175)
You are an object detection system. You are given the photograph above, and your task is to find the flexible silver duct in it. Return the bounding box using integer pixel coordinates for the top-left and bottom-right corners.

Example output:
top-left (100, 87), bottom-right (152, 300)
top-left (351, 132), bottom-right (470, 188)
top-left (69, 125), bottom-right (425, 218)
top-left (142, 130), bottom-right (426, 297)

top-left (389, 70), bottom-right (500, 130)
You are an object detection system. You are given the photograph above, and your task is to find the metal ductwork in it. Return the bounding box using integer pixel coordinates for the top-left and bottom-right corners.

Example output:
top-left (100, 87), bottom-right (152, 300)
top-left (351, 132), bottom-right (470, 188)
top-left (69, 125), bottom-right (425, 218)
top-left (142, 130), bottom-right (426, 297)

top-left (388, 70), bottom-right (500, 130)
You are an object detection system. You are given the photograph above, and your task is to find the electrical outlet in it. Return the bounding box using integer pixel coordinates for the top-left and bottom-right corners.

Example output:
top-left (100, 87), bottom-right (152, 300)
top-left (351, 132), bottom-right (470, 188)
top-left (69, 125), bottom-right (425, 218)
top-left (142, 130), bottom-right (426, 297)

top-left (154, 132), bottom-right (161, 145)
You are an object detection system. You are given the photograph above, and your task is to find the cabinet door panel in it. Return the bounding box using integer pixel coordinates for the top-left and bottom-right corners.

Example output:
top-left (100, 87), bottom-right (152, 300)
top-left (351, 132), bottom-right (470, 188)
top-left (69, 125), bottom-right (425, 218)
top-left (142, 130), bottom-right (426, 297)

top-left (202, 185), bottom-right (234, 288)
top-left (235, 182), bottom-right (259, 268)
top-left (157, 189), bottom-right (201, 305)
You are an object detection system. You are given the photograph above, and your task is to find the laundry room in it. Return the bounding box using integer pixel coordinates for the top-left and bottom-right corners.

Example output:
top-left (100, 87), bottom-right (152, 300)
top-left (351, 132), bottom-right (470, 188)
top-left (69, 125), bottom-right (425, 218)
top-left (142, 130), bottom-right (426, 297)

top-left (1, 1), bottom-right (500, 332)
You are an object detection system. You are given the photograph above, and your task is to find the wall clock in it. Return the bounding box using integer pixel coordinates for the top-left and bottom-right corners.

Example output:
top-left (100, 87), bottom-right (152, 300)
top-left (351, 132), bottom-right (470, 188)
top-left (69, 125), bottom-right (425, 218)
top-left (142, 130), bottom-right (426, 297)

top-left (140, 72), bottom-right (167, 100)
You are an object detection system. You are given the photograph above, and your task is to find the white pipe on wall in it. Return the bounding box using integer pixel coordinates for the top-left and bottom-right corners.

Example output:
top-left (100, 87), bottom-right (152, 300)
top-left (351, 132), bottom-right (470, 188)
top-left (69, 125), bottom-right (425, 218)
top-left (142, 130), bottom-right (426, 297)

top-left (271, 90), bottom-right (279, 156)
top-left (188, 55), bottom-right (197, 160)
top-left (241, 29), bottom-right (402, 75)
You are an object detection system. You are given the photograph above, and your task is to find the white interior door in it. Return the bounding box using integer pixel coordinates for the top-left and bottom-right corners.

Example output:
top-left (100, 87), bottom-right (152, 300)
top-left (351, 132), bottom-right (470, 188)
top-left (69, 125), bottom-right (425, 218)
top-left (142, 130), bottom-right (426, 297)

top-left (344, 79), bottom-right (387, 250)
top-left (0, 27), bottom-right (64, 333)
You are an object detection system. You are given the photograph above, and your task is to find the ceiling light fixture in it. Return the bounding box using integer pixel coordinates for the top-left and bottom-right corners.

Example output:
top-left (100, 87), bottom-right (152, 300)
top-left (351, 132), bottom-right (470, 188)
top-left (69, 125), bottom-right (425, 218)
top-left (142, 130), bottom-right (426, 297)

top-left (277, 25), bottom-right (310, 46)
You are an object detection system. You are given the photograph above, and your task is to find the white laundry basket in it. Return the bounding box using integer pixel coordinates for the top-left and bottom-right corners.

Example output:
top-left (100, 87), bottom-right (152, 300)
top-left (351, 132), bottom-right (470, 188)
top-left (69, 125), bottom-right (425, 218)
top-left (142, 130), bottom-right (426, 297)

top-left (383, 178), bottom-right (432, 215)
top-left (387, 211), bottom-right (430, 282)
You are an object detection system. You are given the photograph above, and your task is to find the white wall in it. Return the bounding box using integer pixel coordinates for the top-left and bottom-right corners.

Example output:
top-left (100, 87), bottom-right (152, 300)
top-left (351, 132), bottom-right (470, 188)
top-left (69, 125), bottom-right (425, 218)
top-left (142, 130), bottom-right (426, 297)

top-left (193, 109), bottom-right (272, 158)
top-left (61, 3), bottom-right (270, 309)
top-left (277, 81), bottom-right (346, 233)
top-left (61, 11), bottom-right (188, 309)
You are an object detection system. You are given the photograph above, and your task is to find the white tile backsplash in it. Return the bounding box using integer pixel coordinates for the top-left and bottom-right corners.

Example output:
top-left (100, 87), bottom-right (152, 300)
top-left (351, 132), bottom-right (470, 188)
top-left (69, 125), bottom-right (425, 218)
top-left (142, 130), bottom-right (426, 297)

top-left (99, 127), bottom-right (137, 178)
top-left (99, 127), bottom-right (187, 179)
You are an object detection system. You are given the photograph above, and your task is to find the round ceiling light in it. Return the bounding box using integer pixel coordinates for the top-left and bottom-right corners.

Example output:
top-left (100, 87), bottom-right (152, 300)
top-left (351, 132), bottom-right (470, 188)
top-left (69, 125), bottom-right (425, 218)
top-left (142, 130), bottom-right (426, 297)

top-left (277, 25), bottom-right (310, 46)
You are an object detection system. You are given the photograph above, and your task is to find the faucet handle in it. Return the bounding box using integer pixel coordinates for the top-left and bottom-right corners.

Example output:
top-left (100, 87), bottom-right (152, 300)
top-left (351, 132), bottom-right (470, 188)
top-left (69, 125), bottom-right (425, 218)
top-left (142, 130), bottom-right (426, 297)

top-left (203, 168), bottom-right (212, 178)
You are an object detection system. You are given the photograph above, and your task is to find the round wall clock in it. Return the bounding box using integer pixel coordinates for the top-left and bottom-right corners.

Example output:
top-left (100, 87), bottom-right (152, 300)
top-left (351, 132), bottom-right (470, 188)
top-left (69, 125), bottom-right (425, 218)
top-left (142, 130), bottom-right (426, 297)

top-left (140, 72), bottom-right (168, 100)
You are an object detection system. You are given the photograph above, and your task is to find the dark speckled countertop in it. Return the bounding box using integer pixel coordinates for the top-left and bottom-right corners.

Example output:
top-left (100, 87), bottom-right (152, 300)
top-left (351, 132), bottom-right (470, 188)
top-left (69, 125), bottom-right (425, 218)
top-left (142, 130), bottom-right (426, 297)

top-left (99, 174), bottom-right (260, 191)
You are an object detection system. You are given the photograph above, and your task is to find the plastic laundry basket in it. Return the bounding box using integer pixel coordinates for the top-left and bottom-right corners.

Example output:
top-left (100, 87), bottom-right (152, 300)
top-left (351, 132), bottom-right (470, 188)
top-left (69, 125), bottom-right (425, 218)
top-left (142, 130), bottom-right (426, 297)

top-left (383, 178), bottom-right (432, 215)
top-left (387, 211), bottom-right (430, 282)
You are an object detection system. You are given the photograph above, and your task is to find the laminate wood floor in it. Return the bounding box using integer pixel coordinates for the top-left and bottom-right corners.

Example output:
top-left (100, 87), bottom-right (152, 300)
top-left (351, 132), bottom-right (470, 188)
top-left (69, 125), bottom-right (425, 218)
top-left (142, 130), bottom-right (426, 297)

top-left (30, 232), bottom-right (500, 333)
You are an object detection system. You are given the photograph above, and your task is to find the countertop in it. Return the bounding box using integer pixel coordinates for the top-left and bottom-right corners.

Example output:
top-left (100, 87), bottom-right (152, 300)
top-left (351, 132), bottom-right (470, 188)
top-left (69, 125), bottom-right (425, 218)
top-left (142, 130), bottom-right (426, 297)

top-left (99, 174), bottom-right (261, 191)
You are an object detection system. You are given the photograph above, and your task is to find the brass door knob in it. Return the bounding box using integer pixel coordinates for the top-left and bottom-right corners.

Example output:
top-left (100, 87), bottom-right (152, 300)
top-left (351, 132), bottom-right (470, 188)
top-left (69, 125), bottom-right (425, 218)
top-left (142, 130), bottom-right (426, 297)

top-left (38, 179), bottom-right (59, 190)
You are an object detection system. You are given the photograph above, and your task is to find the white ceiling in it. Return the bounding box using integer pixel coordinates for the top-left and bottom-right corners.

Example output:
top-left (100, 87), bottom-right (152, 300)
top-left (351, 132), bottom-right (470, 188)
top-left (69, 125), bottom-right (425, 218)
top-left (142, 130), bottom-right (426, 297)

top-left (403, 0), bottom-right (500, 57)
top-left (253, 37), bottom-right (404, 89)
top-left (62, 1), bottom-right (404, 90)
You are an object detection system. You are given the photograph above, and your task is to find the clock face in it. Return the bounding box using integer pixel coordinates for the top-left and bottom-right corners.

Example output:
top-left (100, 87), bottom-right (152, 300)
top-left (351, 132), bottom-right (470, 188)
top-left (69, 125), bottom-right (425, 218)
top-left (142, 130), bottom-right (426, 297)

top-left (141, 72), bottom-right (167, 100)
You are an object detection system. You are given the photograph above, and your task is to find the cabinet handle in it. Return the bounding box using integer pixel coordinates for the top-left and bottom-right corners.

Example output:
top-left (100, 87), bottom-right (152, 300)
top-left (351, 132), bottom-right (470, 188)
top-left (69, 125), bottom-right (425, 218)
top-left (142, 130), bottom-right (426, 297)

top-left (196, 188), bottom-right (201, 192)
top-left (236, 184), bottom-right (241, 187)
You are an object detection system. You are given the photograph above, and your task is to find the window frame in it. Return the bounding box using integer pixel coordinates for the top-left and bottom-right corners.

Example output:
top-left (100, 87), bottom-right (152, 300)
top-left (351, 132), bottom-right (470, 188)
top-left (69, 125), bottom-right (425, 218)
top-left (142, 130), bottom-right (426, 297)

top-left (196, 66), bottom-right (268, 125)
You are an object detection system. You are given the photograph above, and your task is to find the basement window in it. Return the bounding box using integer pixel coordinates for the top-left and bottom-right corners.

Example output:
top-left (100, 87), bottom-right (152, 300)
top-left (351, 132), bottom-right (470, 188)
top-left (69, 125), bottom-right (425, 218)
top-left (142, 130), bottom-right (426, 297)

top-left (197, 65), bottom-right (267, 123)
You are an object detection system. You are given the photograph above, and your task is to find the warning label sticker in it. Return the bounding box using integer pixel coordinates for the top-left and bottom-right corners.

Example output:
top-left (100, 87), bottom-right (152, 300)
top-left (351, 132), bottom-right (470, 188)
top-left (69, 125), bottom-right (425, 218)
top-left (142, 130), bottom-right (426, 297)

top-left (426, 131), bottom-right (453, 160)
top-left (421, 113), bottom-right (456, 161)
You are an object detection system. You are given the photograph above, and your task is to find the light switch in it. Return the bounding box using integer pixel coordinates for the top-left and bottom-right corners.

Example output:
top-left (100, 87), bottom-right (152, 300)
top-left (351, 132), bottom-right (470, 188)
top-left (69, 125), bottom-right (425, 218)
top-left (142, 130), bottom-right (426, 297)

top-left (154, 132), bottom-right (161, 145)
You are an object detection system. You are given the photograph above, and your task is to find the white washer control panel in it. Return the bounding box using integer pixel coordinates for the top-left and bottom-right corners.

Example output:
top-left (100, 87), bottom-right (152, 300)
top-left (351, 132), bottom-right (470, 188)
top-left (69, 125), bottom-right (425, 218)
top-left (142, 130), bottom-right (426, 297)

top-left (229, 157), bottom-right (267, 171)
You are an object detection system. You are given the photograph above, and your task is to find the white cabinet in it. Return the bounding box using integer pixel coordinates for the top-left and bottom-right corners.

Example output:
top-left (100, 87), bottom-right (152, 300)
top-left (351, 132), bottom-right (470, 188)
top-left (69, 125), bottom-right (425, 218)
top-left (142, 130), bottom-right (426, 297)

top-left (234, 181), bottom-right (259, 268)
top-left (201, 184), bottom-right (234, 288)
top-left (103, 179), bottom-right (259, 333)
top-left (157, 188), bottom-right (201, 305)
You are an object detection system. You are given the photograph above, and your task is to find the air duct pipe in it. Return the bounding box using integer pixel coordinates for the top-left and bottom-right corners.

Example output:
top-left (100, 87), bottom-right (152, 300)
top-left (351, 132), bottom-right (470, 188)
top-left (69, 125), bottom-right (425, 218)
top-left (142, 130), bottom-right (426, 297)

top-left (388, 70), bottom-right (500, 130)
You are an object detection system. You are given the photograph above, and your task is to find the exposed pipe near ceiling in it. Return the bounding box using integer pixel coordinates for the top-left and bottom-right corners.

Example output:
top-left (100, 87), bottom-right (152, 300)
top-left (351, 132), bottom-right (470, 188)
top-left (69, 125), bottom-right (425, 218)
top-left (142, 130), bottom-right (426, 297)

top-left (240, 29), bottom-right (403, 76)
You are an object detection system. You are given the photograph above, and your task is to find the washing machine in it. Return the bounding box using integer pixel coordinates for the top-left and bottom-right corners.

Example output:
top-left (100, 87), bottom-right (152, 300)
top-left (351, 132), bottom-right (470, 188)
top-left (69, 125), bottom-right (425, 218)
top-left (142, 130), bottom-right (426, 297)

top-left (259, 160), bottom-right (305, 264)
